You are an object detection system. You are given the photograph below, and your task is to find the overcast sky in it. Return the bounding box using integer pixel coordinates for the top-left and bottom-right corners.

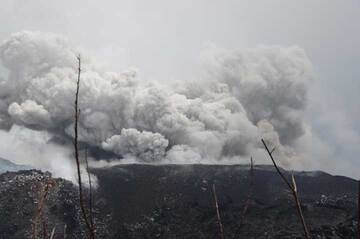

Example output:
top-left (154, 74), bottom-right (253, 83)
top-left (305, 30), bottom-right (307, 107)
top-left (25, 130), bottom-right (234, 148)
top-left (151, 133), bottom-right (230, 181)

top-left (0, 0), bottom-right (359, 177)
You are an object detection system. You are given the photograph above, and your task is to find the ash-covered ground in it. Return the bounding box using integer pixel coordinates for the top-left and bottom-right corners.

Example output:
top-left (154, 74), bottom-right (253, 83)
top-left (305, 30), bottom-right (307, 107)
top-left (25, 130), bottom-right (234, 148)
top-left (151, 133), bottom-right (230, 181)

top-left (0, 164), bottom-right (358, 238)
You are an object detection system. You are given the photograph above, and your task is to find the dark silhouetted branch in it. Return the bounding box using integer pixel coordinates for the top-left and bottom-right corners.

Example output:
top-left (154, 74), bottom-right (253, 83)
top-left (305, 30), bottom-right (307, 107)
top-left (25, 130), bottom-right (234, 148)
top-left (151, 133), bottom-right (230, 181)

top-left (261, 139), bottom-right (310, 239)
top-left (240, 157), bottom-right (254, 224)
top-left (32, 180), bottom-right (55, 239)
top-left (42, 216), bottom-right (48, 239)
top-left (74, 55), bottom-right (95, 239)
top-left (212, 184), bottom-right (225, 239)
top-left (85, 148), bottom-right (94, 229)
top-left (233, 157), bottom-right (255, 238)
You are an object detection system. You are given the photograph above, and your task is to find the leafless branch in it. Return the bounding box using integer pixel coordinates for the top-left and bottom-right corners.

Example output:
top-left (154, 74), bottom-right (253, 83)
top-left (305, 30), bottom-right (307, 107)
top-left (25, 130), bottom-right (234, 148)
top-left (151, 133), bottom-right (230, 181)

top-left (74, 55), bottom-right (96, 239)
top-left (232, 157), bottom-right (255, 238)
top-left (261, 139), bottom-right (310, 239)
top-left (212, 184), bottom-right (225, 239)
top-left (240, 157), bottom-right (254, 224)
top-left (85, 148), bottom-right (94, 229)
top-left (63, 224), bottom-right (67, 239)
top-left (32, 180), bottom-right (55, 239)
top-left (42, 215), bottom-right (48, 239)
top-left (49, 226), bottom-right (56, 239)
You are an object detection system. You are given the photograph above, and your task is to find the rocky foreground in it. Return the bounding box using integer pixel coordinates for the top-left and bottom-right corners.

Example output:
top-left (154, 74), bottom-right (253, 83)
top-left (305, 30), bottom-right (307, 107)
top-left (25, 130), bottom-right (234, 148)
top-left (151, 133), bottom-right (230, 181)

top-left (0, 164), bottom-right (358, 238)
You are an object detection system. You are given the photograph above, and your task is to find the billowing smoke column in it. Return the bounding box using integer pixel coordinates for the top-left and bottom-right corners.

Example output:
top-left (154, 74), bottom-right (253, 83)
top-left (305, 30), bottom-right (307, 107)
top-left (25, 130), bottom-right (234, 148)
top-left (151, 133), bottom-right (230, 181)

top-left (0, 31), bottom-right (313, 165)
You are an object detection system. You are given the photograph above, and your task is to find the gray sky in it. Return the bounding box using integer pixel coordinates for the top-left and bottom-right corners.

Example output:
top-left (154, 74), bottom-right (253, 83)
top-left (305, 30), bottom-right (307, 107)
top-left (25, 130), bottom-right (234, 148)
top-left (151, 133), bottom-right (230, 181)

top-left (1, 0), bottom-right (359, 176)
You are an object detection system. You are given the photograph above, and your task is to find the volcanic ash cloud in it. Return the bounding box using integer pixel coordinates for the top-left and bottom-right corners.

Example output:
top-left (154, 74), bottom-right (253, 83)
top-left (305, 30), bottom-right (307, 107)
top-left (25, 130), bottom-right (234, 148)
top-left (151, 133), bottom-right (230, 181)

top-left (0, 31), bottom-right (313, 165)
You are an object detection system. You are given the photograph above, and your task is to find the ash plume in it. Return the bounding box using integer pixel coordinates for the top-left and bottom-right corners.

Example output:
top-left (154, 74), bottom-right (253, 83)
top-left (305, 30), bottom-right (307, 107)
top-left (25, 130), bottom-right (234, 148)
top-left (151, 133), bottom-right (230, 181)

top-left (0, 31), bottom-right (313, 167)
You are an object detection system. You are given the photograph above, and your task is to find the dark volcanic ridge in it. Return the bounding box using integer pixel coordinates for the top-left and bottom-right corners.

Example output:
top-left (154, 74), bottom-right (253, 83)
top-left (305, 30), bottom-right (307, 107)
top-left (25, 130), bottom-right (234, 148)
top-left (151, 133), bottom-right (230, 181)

top-left (0, 164), bottom-right (358, 239)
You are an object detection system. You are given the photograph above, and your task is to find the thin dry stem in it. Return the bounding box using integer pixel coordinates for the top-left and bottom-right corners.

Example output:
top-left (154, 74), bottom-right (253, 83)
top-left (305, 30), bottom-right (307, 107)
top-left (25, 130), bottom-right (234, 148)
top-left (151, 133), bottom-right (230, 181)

top-left (261, 139), bottom-right (310, 239)
top-left (74, 55), bottom-right (95, 239)
top-left (63, 224), bottom-right (67, 239)
top-left (233, 157), bottom-right (254, 238)
top-left (212, 184), bottom-right (225, 239)
top-left (49, 226), bottom-right (56, 239)
top-left (85, 148), bottom-right (94, 229)
top-left (240, 157), bottom-right (254, 224)
top-left (41, 215), bottom-right (48, 239)
top-left (32, 180), bottom-right (55, 239)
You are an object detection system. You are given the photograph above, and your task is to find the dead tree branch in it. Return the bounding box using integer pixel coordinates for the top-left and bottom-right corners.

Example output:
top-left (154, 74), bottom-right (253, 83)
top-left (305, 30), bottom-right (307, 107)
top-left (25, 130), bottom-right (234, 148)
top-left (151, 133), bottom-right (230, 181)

top-left (85, 148), bottom-right (94, 229)
top-left (233, 157), bottom-right (255, 238)
top-left (240, 157), bottom-right (254, 224)
top-left (212, 184), bottom-right (225, 239)
top-left (41, 216), bottom-right (48, 239)
top-left (32, 180), bottom-right (55, 239)
top-left (74, 55), bottom-right (95, 239)
top-left (63, 224), bottom-right (67, 239)
top-left (49, 226), bottom-right (56, 239)
top-left (261, 139), bottom-right (310, 239)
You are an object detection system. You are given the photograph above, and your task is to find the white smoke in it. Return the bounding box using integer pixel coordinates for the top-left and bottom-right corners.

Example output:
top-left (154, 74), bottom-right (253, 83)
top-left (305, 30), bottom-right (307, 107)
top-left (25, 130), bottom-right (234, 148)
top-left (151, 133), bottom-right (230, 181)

top-left (102, 128), bottom-right (169, 162)
top-left (0, 124), bottom-right (98, 185)
top-left (9, 100), bottom-right (52, 126)
top-left (0, 31), bottom-right (314, 169)
top-left (0, 125), bottom-right (74, 179)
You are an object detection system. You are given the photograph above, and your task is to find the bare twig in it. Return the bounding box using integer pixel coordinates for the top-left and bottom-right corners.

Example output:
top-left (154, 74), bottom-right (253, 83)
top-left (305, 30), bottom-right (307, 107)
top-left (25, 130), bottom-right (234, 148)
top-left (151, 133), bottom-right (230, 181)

top-left (85, 148), bottom-right (94, 229)
top-left (261, 139), bottom-right (310, 239)
top-left (240, 157), bottom-right (254, 224)
top-left (63, 224), bottom-right (67, 239)
top-left (49, 226), bottom-right (56, 239)
top-left (32, 180), bottom-right (55, 239)
top-left (74, 55), bottom-right (95, 239)
top-left (42, 215), bottom-right (48, 239)
top-left (212, 184), bottom-right (225, 239)
top-left (232, 157), bottom-right (255, 238)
